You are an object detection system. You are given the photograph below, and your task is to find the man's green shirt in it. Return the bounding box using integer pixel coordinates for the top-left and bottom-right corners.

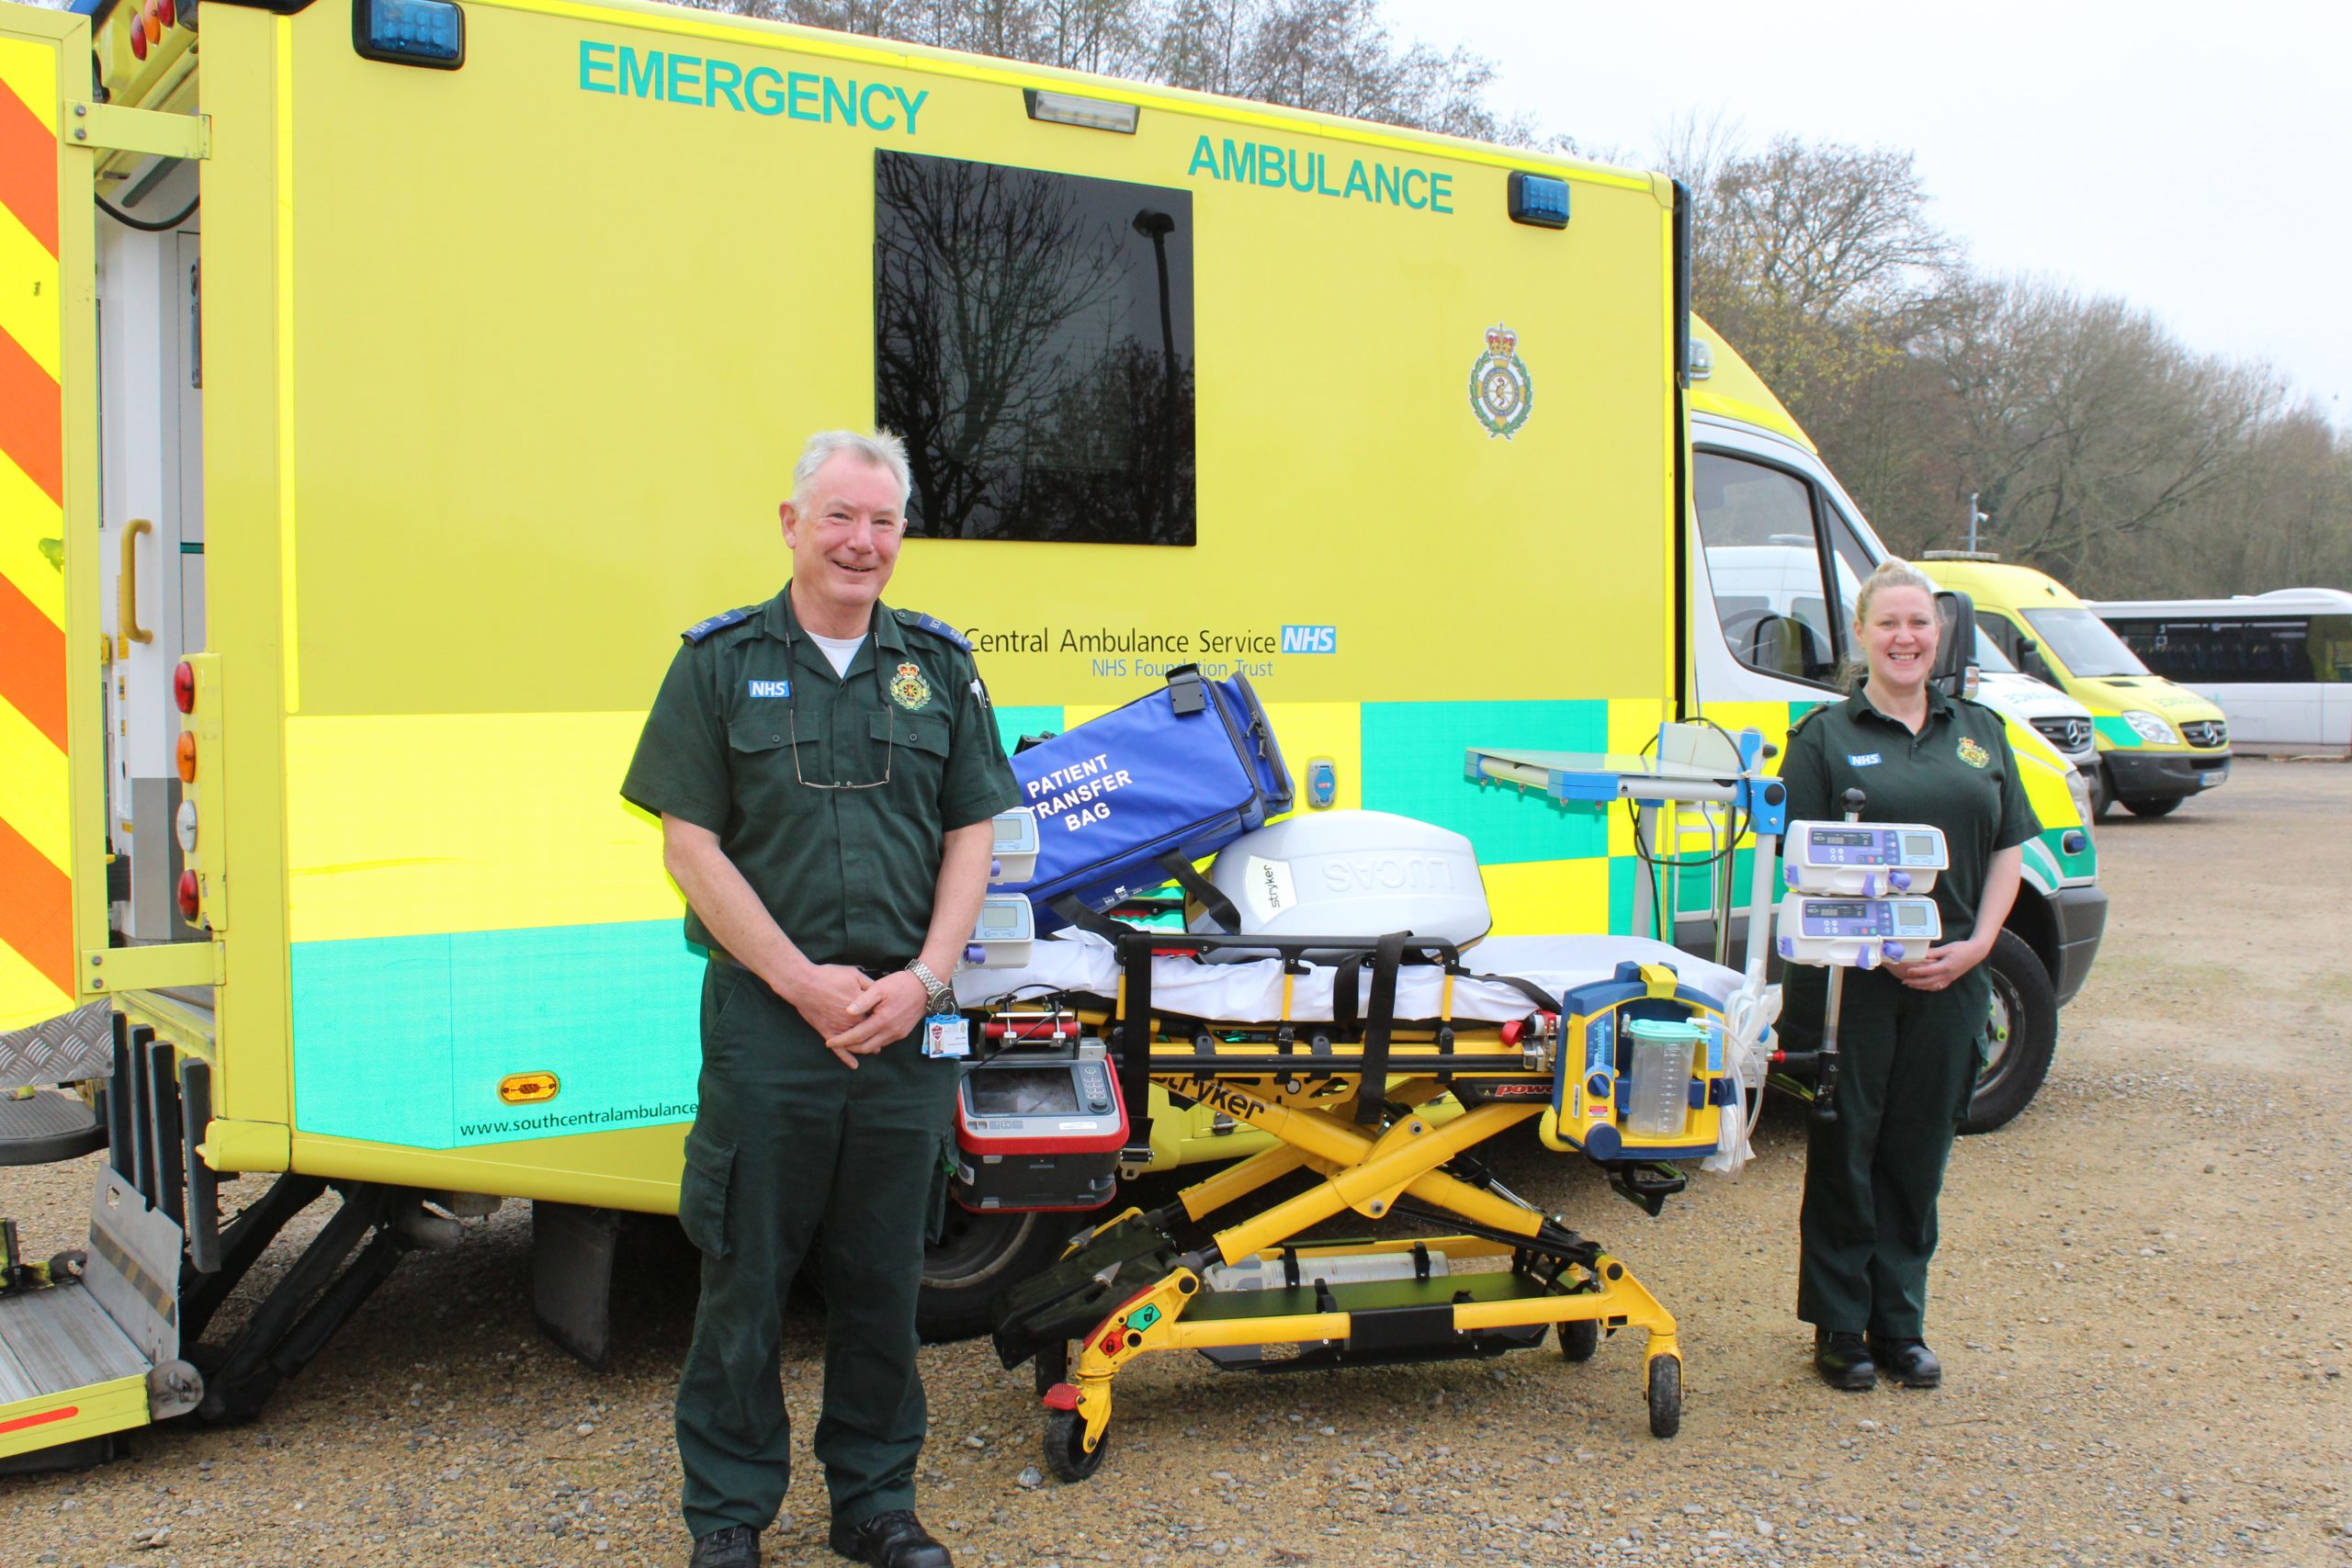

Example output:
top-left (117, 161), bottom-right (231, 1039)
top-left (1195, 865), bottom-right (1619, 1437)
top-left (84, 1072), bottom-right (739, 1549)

top-left (621, 587), bottom-right (1022, 968)
top-left (1779, 686), bottom-right (2040, 945)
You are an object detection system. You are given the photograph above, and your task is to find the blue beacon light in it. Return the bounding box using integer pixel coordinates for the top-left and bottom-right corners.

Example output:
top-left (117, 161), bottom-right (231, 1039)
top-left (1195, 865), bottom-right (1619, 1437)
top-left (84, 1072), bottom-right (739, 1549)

top-left (356, 0), bottom-right (466, 69)
top-left (1507, 172), bottom-right (1571, 230)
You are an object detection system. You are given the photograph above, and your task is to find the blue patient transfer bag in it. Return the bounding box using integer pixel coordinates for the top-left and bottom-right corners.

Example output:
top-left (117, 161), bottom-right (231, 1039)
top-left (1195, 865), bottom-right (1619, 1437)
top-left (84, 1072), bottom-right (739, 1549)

top-left (1006, 666), bottom-right (1292, 932)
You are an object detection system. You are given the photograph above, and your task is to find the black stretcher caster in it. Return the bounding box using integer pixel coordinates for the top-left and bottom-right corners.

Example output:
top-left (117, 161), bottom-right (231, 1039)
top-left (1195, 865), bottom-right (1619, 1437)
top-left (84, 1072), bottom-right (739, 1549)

top-left (1557, 1318), bottom-right (1599, 1363)
top-left (1043, 1407), bottom-right (1107, 1483)
top-left (1646, 1354), bottom-right (1682, 1439)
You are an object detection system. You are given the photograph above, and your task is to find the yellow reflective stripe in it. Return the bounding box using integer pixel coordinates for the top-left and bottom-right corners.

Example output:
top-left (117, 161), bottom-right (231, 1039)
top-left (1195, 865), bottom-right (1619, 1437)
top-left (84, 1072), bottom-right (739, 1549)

top-left (0, 37), bottom-right (53, 128)
top-left (1481, 857), bottom-right (1604, 938)
top-left (0, 695), bottom-right (66, 871)
top-left (275, 16), bottom-right (300, 713)
top-left (0, 931), bottom-right (74, 1035)
top-left (0, 206), bottom-right (59, 382)
top-left (284, 712), bottom-right (675, 943)
top-left (0, 442), bottom-right (62, 625)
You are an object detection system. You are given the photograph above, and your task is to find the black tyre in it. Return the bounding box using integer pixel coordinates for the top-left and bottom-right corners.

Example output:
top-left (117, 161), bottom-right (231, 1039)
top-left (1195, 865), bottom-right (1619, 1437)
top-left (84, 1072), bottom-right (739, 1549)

top-left (916, 1209), bottom-right (1074, 1344)
top-left (2120, 795), bottom-right (2183, 818)
top-left (1960, 928), bottom-right (2059, 1136)
top-left (1557, 1317), bottom-right (1599, 1363)
top-left (1646, 1354), bottom-right (1681, 1439)
top-left (2092, 766), bottom-right (2116, 821)
top-left (1043, 1407), bottom-right (1107, 1483)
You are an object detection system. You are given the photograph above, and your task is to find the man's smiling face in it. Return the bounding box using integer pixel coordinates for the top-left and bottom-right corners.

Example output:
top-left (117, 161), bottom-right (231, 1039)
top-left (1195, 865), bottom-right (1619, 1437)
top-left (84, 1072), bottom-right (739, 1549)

top-left (781, 452), bottom-right (908, 637)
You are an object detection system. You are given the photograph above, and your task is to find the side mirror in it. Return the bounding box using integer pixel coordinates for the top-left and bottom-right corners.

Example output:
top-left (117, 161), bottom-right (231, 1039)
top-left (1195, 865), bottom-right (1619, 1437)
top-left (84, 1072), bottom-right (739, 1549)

top-left (1932, 591), bottom-right (1976, 696)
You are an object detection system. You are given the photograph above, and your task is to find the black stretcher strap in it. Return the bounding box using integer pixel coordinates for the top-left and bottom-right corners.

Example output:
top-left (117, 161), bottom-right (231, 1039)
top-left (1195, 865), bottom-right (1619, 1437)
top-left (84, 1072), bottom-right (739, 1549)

top-left (1352, 931), bottom-right (1408, 1125)
top-left (1157, 852), bottom-right (1241, 934)
top-left (1114, 931), bottom-right (1157, 1152)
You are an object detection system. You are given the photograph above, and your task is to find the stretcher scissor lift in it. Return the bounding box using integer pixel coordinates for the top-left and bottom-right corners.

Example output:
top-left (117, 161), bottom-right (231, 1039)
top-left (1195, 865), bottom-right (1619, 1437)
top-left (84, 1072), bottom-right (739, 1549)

top-left (983, 730), bottom-right (1790, 1482)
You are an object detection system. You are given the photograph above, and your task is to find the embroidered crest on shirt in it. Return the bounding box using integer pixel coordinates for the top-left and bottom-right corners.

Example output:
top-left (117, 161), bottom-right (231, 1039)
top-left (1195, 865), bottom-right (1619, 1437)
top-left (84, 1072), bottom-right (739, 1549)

top-left (1957, 736), bottom-right (1990, 769)
top-left (889, 661), bottom-right (933, 710)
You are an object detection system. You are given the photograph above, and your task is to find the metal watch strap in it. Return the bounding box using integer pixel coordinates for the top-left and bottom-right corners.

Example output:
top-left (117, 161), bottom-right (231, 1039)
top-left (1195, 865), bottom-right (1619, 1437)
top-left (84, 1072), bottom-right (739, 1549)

top-left (906, 958), bottom-right (956, 1014)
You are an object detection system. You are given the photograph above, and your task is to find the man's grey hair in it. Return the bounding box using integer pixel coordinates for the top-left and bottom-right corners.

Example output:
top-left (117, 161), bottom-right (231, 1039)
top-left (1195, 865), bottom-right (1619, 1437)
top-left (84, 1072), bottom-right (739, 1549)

top-left (793, 429), bottom-right (914, 513)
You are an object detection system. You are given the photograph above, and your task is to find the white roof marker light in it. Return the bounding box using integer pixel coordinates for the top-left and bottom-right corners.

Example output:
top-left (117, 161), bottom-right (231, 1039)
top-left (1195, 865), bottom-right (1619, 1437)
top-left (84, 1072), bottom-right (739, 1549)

top-left (1023, 89), bottom-right (1140, 134)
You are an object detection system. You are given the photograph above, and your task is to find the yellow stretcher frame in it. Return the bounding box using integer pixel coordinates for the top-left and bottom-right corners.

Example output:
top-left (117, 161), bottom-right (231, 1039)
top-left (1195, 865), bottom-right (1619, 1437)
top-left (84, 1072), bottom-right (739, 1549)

top-left (1000, 983), bottom-right (1705, 1477)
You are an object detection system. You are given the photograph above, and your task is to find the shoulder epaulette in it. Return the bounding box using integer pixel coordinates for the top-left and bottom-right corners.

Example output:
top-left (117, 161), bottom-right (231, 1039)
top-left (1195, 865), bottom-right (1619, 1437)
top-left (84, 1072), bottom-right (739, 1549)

top-left (895, 609), bottom-right (972, 652)
top-left (682, 607), bottom-right (753, 645)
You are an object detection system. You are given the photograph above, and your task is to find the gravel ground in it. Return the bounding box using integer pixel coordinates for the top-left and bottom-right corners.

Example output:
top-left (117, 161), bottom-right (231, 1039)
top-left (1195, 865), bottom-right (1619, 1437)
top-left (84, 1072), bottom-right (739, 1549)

top-left (5, 759), bottom-right (2349, 1567)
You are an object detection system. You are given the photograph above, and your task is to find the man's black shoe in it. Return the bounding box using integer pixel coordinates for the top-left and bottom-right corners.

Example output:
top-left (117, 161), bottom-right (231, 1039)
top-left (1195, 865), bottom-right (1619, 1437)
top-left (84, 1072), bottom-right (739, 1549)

top-left (830, 1509), bottom-right (953, 1568)
top-left (689, 1524), bottom-right (761, 1568)
top-left (1869, 1336), bottom-right (1943, 1388)
top-left (1814, 1328), bottom-right (1877, 1392)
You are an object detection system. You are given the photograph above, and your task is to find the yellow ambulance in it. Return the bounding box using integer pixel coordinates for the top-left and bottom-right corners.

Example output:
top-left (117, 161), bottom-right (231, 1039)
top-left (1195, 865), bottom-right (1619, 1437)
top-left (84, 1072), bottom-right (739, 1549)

top-left (0, 0), bottom-right (2099, 1464)
top-left (1918, 558), bottom-right (2233, 818)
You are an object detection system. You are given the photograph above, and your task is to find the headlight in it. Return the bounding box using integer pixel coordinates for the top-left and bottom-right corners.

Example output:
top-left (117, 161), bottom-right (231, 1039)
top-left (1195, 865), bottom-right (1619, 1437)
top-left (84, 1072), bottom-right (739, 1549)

top-left (2064, 765), bottom-right (2095, 839)
top-left (2123, 709), bottom-right (2178, 746)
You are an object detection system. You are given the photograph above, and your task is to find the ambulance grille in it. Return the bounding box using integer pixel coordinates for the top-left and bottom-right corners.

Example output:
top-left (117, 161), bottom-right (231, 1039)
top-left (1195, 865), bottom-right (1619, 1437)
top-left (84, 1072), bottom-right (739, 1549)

top-left (2180, 720), bottom-right (2228, 749)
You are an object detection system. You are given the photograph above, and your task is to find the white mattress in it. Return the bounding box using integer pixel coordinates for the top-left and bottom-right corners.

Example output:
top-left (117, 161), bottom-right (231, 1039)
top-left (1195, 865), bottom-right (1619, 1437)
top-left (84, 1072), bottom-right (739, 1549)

top-left (951, 931), bottom-right (1742, 1024)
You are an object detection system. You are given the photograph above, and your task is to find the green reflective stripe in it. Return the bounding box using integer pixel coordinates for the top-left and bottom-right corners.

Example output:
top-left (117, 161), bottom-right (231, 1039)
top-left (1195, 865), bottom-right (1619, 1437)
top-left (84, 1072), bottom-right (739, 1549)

top-left (2093, 716), bottom-right (2143, 749)
top-left (2018, 835), bottom-right (2060, 891)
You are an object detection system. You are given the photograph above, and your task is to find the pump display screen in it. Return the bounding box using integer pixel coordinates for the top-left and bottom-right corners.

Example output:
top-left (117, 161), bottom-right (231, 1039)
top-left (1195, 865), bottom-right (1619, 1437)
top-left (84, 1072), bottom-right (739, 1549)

top-left (1815, 829), bottom-right (1875, 848)
top-left (980, 904), bottom-right (1025, 936)
top-left (1902, 832), bottom-right (1937, 858)
top-left (1798, 899), bottom-right (1938, 938)
top-left (966, 1068), bottom-right (1080, 1117)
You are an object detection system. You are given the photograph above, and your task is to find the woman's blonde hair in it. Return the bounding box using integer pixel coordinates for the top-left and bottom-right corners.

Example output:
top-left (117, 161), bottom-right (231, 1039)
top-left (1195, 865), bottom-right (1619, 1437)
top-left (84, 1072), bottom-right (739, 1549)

top-left (1838, 557), bottom-right (1939, 690)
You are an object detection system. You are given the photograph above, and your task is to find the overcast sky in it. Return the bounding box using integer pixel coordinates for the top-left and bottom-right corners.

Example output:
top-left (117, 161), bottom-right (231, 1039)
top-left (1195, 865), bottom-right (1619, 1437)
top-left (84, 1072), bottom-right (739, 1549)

top-left (1381, 0), bottom-right (2348, 423)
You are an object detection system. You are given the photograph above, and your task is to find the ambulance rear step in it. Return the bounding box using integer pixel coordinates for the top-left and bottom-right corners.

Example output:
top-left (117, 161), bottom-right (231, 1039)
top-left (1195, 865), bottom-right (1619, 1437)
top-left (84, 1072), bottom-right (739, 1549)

top-left (0, 1168), bottom-right (197, 1470)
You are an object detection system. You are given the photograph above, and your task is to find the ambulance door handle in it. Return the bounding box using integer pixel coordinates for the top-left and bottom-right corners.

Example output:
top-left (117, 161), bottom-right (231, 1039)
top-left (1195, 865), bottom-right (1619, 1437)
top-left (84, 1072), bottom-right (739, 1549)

top-left (118, 518), bottom-right (154, 655)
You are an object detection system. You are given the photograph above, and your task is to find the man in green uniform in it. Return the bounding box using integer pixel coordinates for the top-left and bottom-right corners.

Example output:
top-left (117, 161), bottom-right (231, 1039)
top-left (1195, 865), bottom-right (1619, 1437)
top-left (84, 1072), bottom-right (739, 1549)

top-left (1777, 568), bottom-right (2038, 1393)
top-left (622, 430), bottom-right (1022, 1568)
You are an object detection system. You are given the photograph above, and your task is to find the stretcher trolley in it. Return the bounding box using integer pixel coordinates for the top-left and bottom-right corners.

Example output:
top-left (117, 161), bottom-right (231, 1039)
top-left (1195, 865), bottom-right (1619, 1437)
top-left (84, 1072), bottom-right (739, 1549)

top-left (974, 728), bottom-right (1791, 1481)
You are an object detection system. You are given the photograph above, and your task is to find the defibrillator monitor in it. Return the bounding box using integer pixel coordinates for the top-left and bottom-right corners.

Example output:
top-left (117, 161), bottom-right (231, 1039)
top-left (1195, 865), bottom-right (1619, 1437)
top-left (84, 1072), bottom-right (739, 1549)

top-left (988, 808), bottom-right (1042, 886)
top-left (1774, 894), bottom-right (1941, 969)
top-left (1781, 821), bottom-right (1947, 897)
top-left (965, 894), bottom-right (1035, 969)
top-left (951, 1042), bottom-right (1127, 1213)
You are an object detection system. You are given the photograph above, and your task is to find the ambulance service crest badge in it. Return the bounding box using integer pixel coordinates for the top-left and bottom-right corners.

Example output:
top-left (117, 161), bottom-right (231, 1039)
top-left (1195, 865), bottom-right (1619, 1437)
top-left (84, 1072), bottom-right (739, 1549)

top-left (889, 661), bottom-right (932, 710)
top-left (1468, 322), bottom-right (1534, 440)
top-left (1957, 737), bottom-right (1990, 770)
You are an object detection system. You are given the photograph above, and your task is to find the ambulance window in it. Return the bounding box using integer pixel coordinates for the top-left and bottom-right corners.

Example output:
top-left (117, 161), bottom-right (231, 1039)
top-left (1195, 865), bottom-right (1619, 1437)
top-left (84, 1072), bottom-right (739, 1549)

top-left (1693, 451), bottom-right (1841, 686)
top-left (874, 151), bottom-right (1196, 546)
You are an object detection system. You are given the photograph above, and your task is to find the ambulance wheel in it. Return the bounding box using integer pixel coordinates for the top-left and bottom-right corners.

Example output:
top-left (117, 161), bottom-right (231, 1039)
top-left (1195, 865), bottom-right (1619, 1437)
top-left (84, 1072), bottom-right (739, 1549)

top-left (1959, 930), bottom-right (2057, 1137)
top-left (918, 1211), bottom-right (1072, 1344)
top-left (1646, 1355), bottom-right (1681, 1439)
top-left (1557, 1318), bottom-right (1600, 1362)
top-left (1044, 1408), bottom-right (1107, 1483)
top-left (2120, 795), bottom-right (2182, 818)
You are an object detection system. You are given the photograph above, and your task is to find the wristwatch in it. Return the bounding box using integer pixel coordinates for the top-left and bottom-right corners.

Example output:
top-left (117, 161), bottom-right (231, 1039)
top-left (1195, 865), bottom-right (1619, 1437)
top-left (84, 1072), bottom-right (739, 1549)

top-left (905, 958), bottom-right (957, 1016)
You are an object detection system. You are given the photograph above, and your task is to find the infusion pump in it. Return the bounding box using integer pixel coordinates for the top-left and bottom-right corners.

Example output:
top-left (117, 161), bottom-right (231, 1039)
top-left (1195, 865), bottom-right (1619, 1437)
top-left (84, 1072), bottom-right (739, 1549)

top-left (1782, 821), bottom-right (1947, 897)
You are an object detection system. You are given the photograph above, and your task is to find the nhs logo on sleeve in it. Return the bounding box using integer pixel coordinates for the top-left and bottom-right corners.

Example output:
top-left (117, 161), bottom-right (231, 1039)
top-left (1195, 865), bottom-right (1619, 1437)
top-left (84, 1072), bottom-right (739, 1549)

top-left (748, 680), bottom-right (792, 698)
top-left (1280, 625), bottom-right (1338, 654)
top-left (1848, 751), bottom-right (1883, 767)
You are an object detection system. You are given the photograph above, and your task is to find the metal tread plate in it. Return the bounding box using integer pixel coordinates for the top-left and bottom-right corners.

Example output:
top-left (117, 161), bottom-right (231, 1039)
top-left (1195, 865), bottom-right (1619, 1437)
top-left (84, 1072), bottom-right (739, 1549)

top-left (0, 1283), bottom-right (151, 1405)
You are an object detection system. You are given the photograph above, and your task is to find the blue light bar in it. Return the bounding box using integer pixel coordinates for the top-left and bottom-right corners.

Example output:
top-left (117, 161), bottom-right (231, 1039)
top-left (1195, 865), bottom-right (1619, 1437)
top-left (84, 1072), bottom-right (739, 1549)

top-left (356, 0), bottom-right (466, 70)
top-left (1508, 171), bottom-right (1571, 230)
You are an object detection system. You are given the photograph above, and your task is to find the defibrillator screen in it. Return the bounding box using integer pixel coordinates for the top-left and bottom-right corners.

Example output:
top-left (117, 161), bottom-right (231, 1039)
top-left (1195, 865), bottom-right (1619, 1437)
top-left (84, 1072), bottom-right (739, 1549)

top-left (966, 1067), bottom-right (1082, 1116)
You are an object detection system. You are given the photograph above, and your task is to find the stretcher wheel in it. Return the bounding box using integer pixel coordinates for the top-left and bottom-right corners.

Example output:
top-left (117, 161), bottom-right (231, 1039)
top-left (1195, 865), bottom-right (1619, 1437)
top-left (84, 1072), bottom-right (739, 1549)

top-left (1557, 1318), bottom-right (1599, 1363)
top-left (1043, 1408), bottom-right (1107, 1483)
top-left (1646, 1355), bottom-right (1681, 1439)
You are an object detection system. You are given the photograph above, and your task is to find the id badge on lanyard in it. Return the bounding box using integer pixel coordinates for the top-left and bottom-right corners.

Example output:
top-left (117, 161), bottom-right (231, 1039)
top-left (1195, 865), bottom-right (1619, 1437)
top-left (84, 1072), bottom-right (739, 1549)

top-left (922, 1014), bottom-right (970, 1059)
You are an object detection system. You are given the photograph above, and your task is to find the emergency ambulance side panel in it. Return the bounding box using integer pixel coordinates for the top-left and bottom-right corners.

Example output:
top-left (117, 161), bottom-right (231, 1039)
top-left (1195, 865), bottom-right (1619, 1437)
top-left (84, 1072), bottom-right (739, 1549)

top-left (199, 1), bottom-right (1680, 1206)
top-left (0, 5), bottom-right (108, 1056)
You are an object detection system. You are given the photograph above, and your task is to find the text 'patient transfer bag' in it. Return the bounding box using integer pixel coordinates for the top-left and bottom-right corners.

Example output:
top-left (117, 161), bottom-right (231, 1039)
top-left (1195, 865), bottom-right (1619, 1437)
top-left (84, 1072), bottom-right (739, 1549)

top-left (1004, 666), bottom-right (1292, 933)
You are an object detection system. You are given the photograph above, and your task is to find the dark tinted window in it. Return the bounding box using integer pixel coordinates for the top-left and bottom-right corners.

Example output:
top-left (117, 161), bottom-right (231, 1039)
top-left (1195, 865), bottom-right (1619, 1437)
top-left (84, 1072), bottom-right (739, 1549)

top-left (2109, 615), bottom-right (2346, 684)
top-left (875, 152), bottom-right (1195, 545)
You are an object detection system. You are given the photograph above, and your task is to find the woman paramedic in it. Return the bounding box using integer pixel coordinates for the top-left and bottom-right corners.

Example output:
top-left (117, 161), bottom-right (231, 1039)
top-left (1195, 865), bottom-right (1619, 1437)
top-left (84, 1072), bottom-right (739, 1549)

top-left (1776, 558), bottom-right (2039, 1392)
